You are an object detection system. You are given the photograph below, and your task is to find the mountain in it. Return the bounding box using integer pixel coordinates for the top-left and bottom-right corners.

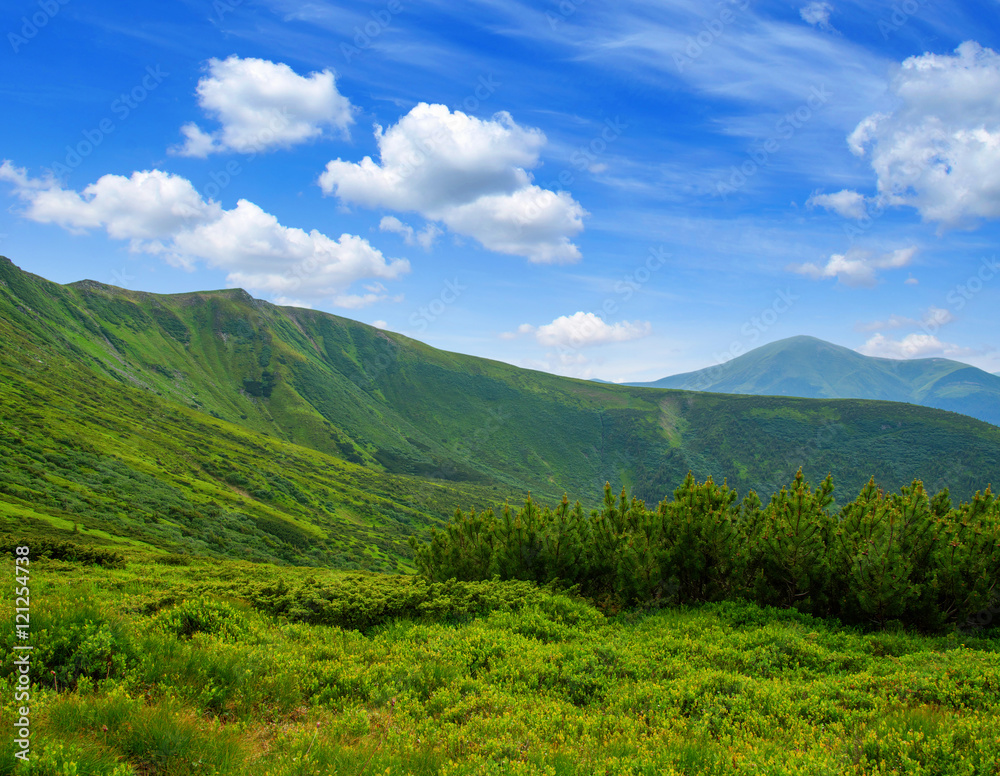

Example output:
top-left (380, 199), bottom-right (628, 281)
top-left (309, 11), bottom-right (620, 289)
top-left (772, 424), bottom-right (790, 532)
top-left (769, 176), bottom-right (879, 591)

top-left (629, 335), bottom-right (1000, 427)
top-left (2, 258), bottom-right (1000, 568)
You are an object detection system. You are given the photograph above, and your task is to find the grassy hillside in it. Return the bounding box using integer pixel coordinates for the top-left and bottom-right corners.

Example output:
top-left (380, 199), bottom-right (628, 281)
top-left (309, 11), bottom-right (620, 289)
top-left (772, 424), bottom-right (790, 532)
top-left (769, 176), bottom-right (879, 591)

top-left (631, 335), bottom-right (1000, 427)
top-left (2, 555), bottom-right (999, 776)
top-left (3, 257), bottom-right (1000, 569)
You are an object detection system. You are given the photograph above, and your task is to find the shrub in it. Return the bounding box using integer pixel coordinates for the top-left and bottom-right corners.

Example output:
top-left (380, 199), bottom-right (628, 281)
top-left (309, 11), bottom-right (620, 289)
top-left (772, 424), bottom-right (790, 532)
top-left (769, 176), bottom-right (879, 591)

top-left (152, 597), bottom-right (255, 642)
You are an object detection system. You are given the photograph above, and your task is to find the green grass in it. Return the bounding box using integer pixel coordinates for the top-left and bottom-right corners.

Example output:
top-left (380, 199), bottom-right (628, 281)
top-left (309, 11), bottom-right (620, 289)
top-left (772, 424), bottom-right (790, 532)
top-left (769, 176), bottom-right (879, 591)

top-left (2, 555), bottom-right (999, 775)
top-left (2, 255), bottom-right (1000, 575)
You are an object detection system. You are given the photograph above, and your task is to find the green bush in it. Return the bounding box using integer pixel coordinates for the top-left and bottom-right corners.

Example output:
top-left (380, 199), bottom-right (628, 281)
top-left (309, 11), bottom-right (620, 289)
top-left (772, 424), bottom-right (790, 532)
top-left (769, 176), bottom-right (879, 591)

top-left (411, 473), bottom-right (1000, 632)
top-left (238, 574), bottom-right (600, 632)
top-left (0, 539), bottom-right (125, 568)
top-left (1, 596), bottom-right (138, 691)
top-left (152, 597), bottom-right (255, 642)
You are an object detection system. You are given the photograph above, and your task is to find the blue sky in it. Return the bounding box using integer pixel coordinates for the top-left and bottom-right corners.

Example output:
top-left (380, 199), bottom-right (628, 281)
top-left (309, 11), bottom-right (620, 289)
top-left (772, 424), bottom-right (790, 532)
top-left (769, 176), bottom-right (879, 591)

top-left (2, 0), bottom-right (1000, 381)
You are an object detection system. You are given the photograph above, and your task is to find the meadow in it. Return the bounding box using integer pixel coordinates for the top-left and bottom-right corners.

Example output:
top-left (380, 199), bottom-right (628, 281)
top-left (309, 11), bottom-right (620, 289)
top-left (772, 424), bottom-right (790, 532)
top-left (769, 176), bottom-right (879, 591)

top-left (2, 550), bottom-right (999, 776)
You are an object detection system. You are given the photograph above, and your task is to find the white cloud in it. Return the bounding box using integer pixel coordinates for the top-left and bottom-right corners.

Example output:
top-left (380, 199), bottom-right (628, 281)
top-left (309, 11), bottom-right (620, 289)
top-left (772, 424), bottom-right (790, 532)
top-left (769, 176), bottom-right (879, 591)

top-left (800, 2), bottom-right (833, 29)
top-left (534, 312), bottom-right (652, 347)
top-left (379, 215), bottom-right (442, 249)
top-left (175, 123), bottom-right (219, 157)
top-left (807, 189), bottom-right (866, 219)
top-left (788, 246), bottom-right (916, 287)
top-left (0, 164), bottom-right (217, 244)
top-left (856, 306), bottom-right (954, 332)
top-left (858, 333), bottom-right (972, 360)
top-left (847, 41), bottom-right (1000, 228)
top-left (319, 103), bottom-right (587, 263)
top-left (172, 56), bottom-right (354, 157)
top-left (0, 163), bottom-right (407, 306)
top-left (499, 322), bottom-right (538, 340)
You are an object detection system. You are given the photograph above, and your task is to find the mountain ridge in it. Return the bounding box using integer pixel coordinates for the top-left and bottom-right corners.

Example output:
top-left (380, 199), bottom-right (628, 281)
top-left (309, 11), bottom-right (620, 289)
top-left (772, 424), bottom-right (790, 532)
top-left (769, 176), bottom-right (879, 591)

top-left (628, 335), bottom-right (1000, 427)
top-left (2, 256), bottom-right (1000, 567)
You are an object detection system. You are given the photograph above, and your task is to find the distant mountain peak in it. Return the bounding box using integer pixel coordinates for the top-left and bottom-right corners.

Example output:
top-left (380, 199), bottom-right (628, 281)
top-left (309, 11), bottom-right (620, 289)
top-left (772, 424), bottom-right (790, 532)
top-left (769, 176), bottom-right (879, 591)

top-left (629, 336), bottom-right (1000, 427)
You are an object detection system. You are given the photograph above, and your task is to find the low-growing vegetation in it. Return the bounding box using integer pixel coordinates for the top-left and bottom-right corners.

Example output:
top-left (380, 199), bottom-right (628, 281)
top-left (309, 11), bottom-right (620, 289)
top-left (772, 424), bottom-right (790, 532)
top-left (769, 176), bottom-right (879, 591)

top-left (2, 551), bottom-right (999, 775)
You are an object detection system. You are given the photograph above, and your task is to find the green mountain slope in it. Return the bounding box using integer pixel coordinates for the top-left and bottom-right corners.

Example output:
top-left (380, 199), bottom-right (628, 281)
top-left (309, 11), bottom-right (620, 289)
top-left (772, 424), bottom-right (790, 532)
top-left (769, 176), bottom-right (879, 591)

top-left (630, 335), bottom-right (1000, 427)
top-left (2, 258), bottom-right (1000, 567)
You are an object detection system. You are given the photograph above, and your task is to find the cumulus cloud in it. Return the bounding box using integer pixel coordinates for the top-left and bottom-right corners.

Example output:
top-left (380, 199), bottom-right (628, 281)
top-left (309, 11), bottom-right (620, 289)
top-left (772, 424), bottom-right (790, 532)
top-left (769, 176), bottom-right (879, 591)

top-left (858, 333), bottom-right (973, 360)
top-left (800, 2), bottom-right (834, 30)
top-left (533, 312), bottom-right (652, 348)
top-left (788, 246), bottom-right (916, 287)
top-left (807, 189), bottom-right (866, 219)
top-left (319, 103), bottom-right (587, 263)
top-left (0, 162), bottom-right (407, 306)
top-left (172, 56), bottom-right (354, 157)
top-left (379, 215), bottom-right (442, 249)
top-left (847, 41), bottom-right (1000, 228)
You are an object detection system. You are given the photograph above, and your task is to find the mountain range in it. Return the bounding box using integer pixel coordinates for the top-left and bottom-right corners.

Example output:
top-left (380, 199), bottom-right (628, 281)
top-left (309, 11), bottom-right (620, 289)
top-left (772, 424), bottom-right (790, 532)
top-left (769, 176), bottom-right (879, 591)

top-left (629, 336), bottom-right (1000, 427)
top-left (2, 257), bottom-right (999, 568)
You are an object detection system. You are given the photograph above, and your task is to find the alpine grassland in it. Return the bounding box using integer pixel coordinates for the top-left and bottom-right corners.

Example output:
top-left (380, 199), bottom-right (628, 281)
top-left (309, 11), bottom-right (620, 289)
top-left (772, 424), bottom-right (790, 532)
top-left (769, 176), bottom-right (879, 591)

top-left (1, 549), bottom-right (999, 775)
top-left (2, 257), bottom-right (1000, 774)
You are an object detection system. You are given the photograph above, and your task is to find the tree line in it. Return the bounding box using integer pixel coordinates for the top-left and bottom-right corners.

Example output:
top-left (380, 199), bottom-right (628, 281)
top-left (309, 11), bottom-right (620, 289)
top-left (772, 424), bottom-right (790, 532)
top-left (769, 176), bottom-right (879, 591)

top-left (410, 471), bottom-right (1000, 631)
